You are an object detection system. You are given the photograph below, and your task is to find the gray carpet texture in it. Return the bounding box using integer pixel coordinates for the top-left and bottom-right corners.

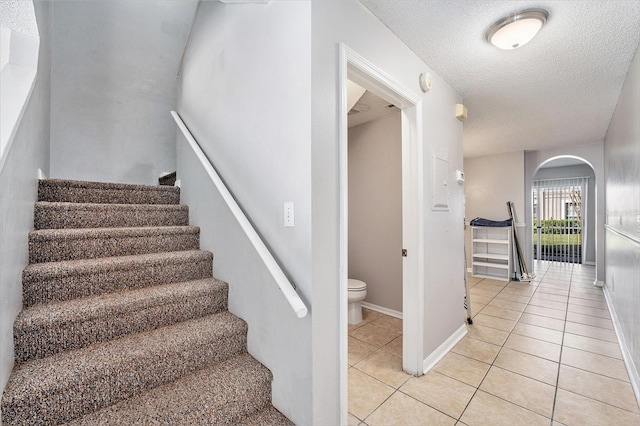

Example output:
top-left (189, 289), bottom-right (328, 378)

top-left (1, 179), bottom-right (292, 425)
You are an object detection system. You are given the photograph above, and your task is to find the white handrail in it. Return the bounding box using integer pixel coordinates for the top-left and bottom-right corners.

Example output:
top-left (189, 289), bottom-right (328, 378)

top-left (171, 111), bottom-right (308, 318)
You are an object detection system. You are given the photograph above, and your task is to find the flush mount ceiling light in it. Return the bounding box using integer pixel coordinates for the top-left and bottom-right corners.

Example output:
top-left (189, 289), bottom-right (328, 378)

top-left (486, 8), bottom-right (549, 50)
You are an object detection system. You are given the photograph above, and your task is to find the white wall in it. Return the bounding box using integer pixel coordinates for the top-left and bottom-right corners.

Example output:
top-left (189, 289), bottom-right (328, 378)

top-left (524, 144), bottom-right (605, 282)
top-left (534, 164), bottom-right (596, 264)
top-left (49, 0), bottom-right (197, 185)
top-left (463, 151), bottom-right (525, 274)
top-left (312, 0), bottom-right (464, 423)
top-left (176, 2), bottom-right (312, 423)
top-left (0, 0), bottom-right (51, 417)
top-left (603, 46), bottom-right (640, 403)
top-left (348, 113), bottom-right (402, 313)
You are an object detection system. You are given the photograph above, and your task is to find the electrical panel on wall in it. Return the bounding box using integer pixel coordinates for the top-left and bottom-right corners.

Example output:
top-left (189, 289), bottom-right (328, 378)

top-left (432, 147), bottom-right (449, 211)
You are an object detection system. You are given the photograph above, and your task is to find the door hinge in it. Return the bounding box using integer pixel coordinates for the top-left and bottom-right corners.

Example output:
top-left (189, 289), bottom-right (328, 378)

top-left (402, 249), bottom-right (407, 257)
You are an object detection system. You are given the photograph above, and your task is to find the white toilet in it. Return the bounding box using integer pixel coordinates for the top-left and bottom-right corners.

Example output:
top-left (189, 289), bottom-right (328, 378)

top-left (348, 279), bottom-right (367, 324)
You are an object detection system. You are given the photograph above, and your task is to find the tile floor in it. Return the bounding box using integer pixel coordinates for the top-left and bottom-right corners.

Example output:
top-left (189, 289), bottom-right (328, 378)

top-left (348, 261), bottom-right (640, 425)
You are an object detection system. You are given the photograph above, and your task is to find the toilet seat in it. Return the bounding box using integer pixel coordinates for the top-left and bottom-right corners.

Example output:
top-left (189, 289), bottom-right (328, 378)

top-left (348, 279), bottom-right (367, 291)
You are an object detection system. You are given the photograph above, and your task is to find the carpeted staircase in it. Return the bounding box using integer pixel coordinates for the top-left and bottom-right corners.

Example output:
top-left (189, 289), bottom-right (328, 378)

top-left (1, 179), bottom-right (293, 425)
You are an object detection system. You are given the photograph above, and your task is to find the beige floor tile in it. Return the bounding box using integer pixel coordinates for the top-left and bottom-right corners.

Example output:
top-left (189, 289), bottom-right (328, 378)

top-left (480, 366), bottom-right (555, 417)
top-left (512, 322), bottom-right (563, 345)
top-left (504, 333), bottom-right (561, 362)
top-left (348, 412), bottom-right (361, 425)
top-left (564, 322), bottom-right (618, 343)
top-left (558, 364), bottom-right (640, 414)
top-left (569, 291), bottom-right (605, 302)
top-left (563, 333), bottom-right (622, 359)
top-left (470, 294), bottom-right (493, 305)
top-left (366, 392), bottom-right (456, 426)
top-left (494, 347), bottom-right (559, 386)
top-left (567, 303), bottom-right (611, 319)
top-left (500, 288), bottom-right (536, 298)
top-left (371, 314), bottom-right (403, 333)
top-left (487, 298), bottom-right (527, 312)
top-left (361, 308), bottom-right (384, 323)
top-left (460, 390), bottom-right (549, 426)
top-left (473, 283), bottom-right (504, 293)
top-left (571, 286), bottom-right (604, 296)
top-left (349, 337), bottom-right (378, 366)
top-left (519, 313), bottom-right (565, 331)
top-left (471, 313), bottom-right (517, 332)
top-left (434, 352), bottom-right (491, 387)
top-left (465, 324), bottom-right (510, 346)
top-left (524, 304), bottom-right (567, 320)
top-left (494, 292), bottom-right (531, 304)
top-left (470, 288), bottom-right (500, 299)
top-left (561, 347), bottom-right (630, 382)
top-left (553, 389), bottom-right (640, 425)
top-left (355, 350), bottom-right (411, 388)
top-left (380, 335), bottom-right (402, 356)
top-left (401, 371), bottom-right (476, 419)
top-left (566, 312), bottom-right (613, 330)
top-left (349, 322), bottom-right (365, 334)
top-left (567, 296), bottom-right (607, 309)
top-left (350, 323), bottom-right (402, 348)
top-left (452, 336), bottom-right (501, 364)
top-left (535, 286), bottom-right (569, 297)
top-left (531, 292), bottom-right (569, 303)
top-left (481, 278), bottom-right (510, 287)
top-left (479, 305), bottom-right (522, 321)
top-left (471, 304), bottom-right (485, 317)
top-left (527, 297), bottom-right (567, 311)
top-left (348, 368), bottom-right (395, 420)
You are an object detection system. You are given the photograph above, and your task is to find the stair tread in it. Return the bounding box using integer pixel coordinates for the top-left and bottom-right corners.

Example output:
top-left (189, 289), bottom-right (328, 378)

top-left (16, 278), bottom-right (225, 329)
top-left (67, 353), bottom-right (276, 425)
top-left (40, 178), bottom-right (180, 193)
top-left (239, 406), bottom-right (294, 426)
top-left (38, 179), bottom-right (180, 205)
top-left (30, 225), bottom-right (200, 240)
top-left (35, 201), bottom-right (188, 209)
top-left (3, 312), bottom-right (247, 400)
top-left (23, 249), bottom-right (211, 278)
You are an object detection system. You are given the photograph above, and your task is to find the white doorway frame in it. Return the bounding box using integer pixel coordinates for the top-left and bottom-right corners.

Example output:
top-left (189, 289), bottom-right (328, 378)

top-left (338, 44), bottom-right (424, 424)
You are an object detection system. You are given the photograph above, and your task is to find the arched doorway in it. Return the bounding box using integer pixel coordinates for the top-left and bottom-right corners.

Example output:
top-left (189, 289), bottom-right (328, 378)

top-left (532, 156), bottom-right (596, 268)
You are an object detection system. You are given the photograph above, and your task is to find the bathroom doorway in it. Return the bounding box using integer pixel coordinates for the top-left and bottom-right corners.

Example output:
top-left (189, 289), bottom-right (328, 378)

top-left (338, 44), bottom-right (425, 424)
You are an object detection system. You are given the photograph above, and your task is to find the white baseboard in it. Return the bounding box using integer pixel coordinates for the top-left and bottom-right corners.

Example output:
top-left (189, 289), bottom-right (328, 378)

top-left (603, 285), bottom-right (640, 408)
top-left (585, 261), bottom-right (596, 266)
top-left (37, 168), bottom-right (47, 179)
top-left (594, 280), bottom-right (604, 288)
top-left (466, 267), bottom-right (472, 274)
top-left (423, 324), bottom-right (467, 374)
top-left (361, 302), bottom-right (402, 319)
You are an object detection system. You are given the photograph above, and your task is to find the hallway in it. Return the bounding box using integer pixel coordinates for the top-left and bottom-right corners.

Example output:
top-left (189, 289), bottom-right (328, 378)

top-left (348, 262), bottom-right (640, 425)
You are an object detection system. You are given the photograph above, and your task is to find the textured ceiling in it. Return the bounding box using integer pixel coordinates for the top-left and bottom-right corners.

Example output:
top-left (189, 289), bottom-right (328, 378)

top-left (358, 0), bottom-right (640, 158)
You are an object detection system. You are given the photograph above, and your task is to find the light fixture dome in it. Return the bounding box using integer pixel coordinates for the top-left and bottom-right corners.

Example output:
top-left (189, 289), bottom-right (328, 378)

top-left (486, 8), bottom-right (549, 50)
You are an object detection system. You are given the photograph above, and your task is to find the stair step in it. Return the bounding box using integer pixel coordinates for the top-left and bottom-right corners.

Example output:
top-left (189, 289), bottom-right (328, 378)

top-left (22, 250), bottom-right (213, 307)
top-left (238, 406), bottom-right (295, 426)
top-left (29, 225), bottom-right (200, 263)
top-left (66, 354), bottom-right (275, 425)
top-left (1, 312), bottom-right (248, 425)
top-left (38, 179), bottom-right (180, 205)
top-left (34, 202), bottom-right (189, 230)
top-left (14, 278), bottom-right (228, 362)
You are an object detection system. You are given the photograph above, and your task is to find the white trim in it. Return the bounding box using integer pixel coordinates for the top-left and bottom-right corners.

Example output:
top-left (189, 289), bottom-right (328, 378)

top-left (594, 280), bottom-right (604, 288)
top-left (423, 324), bottom-right (467, 373)
top-left (171, 111), bottom-right (307, 319)
top-left (603, 285), bottom-right (640, 408)
top-left (361, 302), bottom-right (403, 320)
top-left (338, 44), bottom-right (424, 423)
top-left (585, 261), bottom-right (596, 266)
top-left (37, 168), bottom-right (46, 180)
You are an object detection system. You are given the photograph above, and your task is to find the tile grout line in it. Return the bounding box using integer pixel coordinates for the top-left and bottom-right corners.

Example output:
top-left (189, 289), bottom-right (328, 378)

top-left (549, 262), bottom-right (572, 425)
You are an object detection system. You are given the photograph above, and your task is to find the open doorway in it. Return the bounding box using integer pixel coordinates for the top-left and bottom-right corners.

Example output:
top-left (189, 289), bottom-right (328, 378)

top-left (338, 45), bottom-right (424, 424)
top-left (532, 157), bottom-right (596, 267)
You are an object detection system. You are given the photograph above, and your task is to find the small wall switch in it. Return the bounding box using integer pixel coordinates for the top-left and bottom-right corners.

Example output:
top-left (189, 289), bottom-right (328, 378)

top-left (284, 202), bottom-right (295, 227)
